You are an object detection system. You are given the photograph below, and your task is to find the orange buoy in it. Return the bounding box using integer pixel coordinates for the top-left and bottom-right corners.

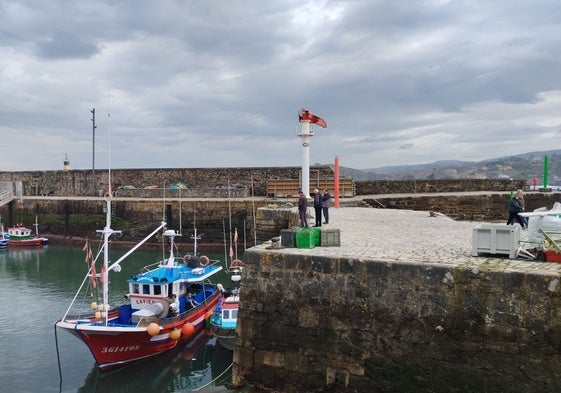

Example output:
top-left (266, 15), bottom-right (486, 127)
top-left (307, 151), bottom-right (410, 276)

top-left (169, 328), bottom-right (181, 340)
top-left (147, 322), bottom-right (160, 336)
top-left (182, 322), bottom-right (195, 337)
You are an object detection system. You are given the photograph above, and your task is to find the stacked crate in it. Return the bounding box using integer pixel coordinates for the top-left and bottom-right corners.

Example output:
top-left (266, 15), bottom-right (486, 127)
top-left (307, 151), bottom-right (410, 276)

top-left (321, 229), bottom-right (341, 247)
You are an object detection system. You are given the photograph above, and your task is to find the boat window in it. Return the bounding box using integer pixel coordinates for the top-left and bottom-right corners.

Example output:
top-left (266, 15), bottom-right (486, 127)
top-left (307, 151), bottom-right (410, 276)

top-left (231, 310), bottom-right (238, 320)
top-left (154, 285), bottom-right (161, 295)
top-left (142, 284), bottom-right (150, 295)
top-left (131, 284), bottom-right (139, 294)
top-left (223, 310), bottom-right (230, 319)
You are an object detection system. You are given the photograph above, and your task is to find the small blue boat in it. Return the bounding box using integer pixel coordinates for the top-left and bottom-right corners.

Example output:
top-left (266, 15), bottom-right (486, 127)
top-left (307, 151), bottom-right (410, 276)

top-left (0, 232), bottom-right (8, 249)
top-left (210, 259), bottom-right (243, 351)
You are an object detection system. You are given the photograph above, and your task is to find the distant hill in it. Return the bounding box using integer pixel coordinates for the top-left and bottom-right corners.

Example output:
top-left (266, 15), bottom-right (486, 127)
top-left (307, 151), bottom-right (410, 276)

top-left (334, 149), bottom-right (561, 184)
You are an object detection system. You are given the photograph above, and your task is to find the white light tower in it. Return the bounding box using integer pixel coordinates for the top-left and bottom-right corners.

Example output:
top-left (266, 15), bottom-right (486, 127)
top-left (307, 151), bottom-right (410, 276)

top-left (298, 109), bottom-right (327, 198)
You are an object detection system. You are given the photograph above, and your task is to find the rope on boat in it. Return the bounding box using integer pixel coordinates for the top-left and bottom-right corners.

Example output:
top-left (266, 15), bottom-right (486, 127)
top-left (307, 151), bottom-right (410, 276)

top-left (192, 362), bottom-right (233, 391)
top-left (54, 321), bottom-right (63, 391)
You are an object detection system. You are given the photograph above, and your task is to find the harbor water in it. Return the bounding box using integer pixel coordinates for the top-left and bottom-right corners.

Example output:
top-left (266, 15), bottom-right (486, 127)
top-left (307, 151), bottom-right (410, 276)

top-left (0, 243), bottom-right (235, 393)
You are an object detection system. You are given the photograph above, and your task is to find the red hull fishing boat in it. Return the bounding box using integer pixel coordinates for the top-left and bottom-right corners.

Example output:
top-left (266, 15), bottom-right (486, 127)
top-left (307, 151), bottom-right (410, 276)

top-left (7, 226), bottom-right (43, 246)
top-left (55, 195), bottom-right (223, 369)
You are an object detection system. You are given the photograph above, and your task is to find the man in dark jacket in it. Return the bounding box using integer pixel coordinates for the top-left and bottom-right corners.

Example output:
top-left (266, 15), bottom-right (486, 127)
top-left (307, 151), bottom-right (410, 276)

top-left (298, 191), bottom-right (308, 227)
top-left (313, 188), bottom-right (322, 227)
top-left (322, 189), bottom-right (331, 224)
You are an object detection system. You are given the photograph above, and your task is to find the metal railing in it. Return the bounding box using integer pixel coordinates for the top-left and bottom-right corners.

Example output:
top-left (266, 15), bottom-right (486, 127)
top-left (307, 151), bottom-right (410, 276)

top-left (0, 181), bottom-right (15, 206)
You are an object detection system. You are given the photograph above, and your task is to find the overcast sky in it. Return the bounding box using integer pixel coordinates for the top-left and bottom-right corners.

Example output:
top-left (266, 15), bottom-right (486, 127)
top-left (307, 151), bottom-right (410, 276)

top-left (2, 0), bottom-right (561, 171)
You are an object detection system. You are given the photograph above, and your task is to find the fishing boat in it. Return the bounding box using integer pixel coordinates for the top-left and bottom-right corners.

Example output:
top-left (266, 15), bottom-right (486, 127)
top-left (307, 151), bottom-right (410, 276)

top-left (55, 195), bottom-right (223, 370)
top-left (32, 216), bottom-right (49, 244)
top-left (6, 226), bottom-right (43, 246)
top-left (210, 259), bottom-right (243, 351)
top-left (0, 232), bottom-right (8, 249)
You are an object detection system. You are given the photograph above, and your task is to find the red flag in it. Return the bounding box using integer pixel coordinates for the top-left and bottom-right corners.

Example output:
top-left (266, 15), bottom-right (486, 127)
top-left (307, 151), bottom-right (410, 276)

top-left (229, 246), bottom-right (234, 258)
top-left (233, 228), bottom-right (238, 243)
top-left (299, 108), bottom-right (327, 128)
top-left (90, 261), bottom-right (97, 288)
top-left (100, 263), bottom-right (107, 283)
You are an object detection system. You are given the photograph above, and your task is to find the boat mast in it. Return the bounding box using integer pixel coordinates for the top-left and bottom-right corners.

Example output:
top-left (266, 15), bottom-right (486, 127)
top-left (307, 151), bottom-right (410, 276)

top-left (190, 210), bottom-right (200, 256)
top-left (99, 197), bottom-right (113, 325)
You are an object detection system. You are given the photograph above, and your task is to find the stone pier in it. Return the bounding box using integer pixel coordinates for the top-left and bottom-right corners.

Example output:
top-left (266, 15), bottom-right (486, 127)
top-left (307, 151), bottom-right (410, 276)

top-left (234, 207), bottom-right (561, 393)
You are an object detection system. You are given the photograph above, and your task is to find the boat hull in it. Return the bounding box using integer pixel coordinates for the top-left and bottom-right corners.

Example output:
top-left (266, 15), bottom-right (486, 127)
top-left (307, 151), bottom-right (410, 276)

top-left (209, 324), bottom-right (236, 351)
top-left (57, 293), bottom-right (220, 369)
top-left (9, 239), bottom-right (43, 247)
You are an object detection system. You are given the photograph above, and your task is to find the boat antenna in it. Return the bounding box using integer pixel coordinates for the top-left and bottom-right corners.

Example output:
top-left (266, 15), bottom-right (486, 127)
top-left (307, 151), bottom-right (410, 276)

top-left (190, 208), bottom-right (200, 256)
top-left (228, 176), bottom-right (234, 259)
top-left (251, 173), bottom-right (257, 246)
top-left (179, 187), bottom-right (183, 236)
top-left (222, 219), bottom-right (228, 270)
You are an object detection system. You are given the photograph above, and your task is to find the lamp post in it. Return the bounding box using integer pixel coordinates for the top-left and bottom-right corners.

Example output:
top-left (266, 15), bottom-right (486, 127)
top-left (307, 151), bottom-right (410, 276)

top-left (91, 108), bottom-right (97, 196)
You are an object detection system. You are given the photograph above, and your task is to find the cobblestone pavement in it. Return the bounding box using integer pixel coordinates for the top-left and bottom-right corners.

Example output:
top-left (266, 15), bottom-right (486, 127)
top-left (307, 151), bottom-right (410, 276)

top-left (257, 206), bottom-right (561, 276)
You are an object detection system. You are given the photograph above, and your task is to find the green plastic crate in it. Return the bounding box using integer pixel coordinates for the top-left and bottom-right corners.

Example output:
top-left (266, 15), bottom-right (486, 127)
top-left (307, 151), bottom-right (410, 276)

top-left (311, 227), bottom-right (321, 246)
top-left (296, 228), bottom-right (315, 249)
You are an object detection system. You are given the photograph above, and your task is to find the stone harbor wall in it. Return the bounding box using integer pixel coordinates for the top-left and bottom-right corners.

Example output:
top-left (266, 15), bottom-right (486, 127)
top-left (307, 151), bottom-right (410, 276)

top-left (234, 248), bottom-right (561, 392)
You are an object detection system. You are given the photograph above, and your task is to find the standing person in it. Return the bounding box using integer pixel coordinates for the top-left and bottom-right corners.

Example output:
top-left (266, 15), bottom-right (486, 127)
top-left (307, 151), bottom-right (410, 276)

top-left (507, 189), bottom-right (527, 228)
top-left (297, 191), bottom-right (308, 227)
top-left (322, 189), bottom-right (331, 224)
top-left (313, 188), bottom-right (322, 227)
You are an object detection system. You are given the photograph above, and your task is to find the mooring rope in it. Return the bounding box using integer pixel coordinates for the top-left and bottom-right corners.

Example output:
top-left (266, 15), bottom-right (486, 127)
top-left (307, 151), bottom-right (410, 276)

top-left (192, 362), bottom-right (233, 391)
top-left (54, 321), bottom-right (63, 392)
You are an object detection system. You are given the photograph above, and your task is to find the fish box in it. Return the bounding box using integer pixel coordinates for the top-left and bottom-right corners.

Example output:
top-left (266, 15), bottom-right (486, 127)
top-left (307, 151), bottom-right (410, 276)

top-left (311, 227), bottom-right (322, 247)
top-left (281, 228), bottom-right (299, 248)
top-left (296, 228), bottom-right (315, 249)
top-left (321, 229), bottom-right (341, 247)
top-left (472, 224), bottom-right (519, 258)
top-left (545, 251), bottom-right (561, 263)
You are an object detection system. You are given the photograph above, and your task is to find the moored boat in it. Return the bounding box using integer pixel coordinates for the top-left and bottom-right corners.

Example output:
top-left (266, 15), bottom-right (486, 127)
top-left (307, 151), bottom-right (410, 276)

top-left (7, 226), bottom-right (43, 247)
top-left (0, 232), bottom-right (8, 249)
top-left (210, 258), bottom-right (243, 351)
top-left (55, 195), bottom-right (223, 370)
top-left (32, 216), bottom-right (49, 244)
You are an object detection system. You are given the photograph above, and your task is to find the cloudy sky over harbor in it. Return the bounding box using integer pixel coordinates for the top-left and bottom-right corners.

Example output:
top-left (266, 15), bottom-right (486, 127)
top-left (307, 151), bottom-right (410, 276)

top-left (2, 0), bottom-right (561, 171)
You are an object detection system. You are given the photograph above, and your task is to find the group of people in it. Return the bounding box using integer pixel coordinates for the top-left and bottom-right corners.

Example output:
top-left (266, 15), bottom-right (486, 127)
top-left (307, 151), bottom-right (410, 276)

top-left (298, 188), bottom-right (332, 227)
top-left (507, 189), bottom-right (528, 229)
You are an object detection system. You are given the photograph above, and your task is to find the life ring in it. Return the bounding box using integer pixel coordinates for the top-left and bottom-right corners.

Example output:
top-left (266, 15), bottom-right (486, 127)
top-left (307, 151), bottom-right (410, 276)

top-left (229, 259), bottom-right (243, 269)
top-left (199, 255), bottom-right (210, 266)
top-left (182, 254), bottom-right (192, 264)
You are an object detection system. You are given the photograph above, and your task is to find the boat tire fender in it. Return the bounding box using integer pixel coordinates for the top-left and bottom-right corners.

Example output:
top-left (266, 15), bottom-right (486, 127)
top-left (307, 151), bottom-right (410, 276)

top-left (199, 255), bottom-right (209, 266)
top-left (230, 259), bottom-right (243, 269)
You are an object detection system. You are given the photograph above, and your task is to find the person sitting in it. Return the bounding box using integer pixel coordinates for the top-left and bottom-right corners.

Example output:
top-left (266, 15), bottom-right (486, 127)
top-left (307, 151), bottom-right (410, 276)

top-left (185, 292), bottom-right (199, 310)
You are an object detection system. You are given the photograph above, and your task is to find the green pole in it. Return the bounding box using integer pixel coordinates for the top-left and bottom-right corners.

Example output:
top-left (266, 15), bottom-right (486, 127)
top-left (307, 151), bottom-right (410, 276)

top-left (544, 155), bottom-right (549, 189)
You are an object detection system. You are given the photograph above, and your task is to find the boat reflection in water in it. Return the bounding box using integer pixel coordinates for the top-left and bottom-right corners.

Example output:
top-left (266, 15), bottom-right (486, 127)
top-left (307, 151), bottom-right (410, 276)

top-left (76, 330), bottom-right (233, 393)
